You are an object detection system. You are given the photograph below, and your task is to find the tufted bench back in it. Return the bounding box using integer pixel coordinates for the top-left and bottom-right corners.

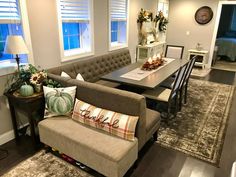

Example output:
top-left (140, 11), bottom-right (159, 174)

top-left (48, 49), bottom-right (131, 82)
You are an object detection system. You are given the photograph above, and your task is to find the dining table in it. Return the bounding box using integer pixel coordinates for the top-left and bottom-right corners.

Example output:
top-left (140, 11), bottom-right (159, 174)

top-left (101, 58), bottom-right (189, 89)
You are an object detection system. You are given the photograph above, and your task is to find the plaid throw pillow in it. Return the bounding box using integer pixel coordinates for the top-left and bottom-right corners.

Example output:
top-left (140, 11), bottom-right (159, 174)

top-left (72, 99), bottom-right (139, 141)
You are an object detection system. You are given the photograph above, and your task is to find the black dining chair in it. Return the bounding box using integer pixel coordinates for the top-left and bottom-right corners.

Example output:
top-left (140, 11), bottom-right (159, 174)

top-left (142, 62), bottom-right (188, 120)
top-left (160, 56), bottom-right (197, 109)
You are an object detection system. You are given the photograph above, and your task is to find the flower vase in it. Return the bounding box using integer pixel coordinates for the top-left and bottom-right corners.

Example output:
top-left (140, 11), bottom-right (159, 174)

top-left (34, 83), bottom-right (42, 93)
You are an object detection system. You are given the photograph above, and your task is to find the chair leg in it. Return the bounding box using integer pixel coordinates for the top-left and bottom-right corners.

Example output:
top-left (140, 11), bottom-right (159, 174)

top-left (174, 95), bottom-right (178, 116)
top-left (184, 84), bottom-right (188, 104)
top-left (153, 130), bottom-right (158, 141)
top-left (167, 102), bottom-right (171, 119)
top-left (179, 88), bottom-right (183, 111)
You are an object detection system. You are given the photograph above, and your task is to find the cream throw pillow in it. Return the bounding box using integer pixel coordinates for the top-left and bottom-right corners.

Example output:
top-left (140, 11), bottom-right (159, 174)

top-left (72, 99), bottom-right (139, 141)
top-left (61, 71), bottom-right (84, 81)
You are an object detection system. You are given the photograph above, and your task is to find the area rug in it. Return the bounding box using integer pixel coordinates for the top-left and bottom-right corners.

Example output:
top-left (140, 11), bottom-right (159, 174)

top-left (191, 68), bottom-right (211, 77)
top-left (157, 78), bottom-right (235, 166)
top-left (1, 151), bottom-right (93, 177)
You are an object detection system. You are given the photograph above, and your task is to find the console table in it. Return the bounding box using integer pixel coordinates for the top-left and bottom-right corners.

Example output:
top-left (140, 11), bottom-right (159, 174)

top-left (4, 92), bottom-right (45, 148)
top-left (136, 41), bottom-right (166, 62)
top-left (188, 49), bottom-right (208, 69)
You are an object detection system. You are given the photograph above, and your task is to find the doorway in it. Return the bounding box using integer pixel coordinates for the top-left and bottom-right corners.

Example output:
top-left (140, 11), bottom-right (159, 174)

top-left (209, 1), bottom-right (236, 72)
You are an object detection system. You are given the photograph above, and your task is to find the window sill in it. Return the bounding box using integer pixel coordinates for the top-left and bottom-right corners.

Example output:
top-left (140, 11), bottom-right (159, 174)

top-left (0, 61), bottom-right (27, 77)
top-left (109, 42), bottom-right (127, 51)
top-left (61, 49), bottom-right (94, 62)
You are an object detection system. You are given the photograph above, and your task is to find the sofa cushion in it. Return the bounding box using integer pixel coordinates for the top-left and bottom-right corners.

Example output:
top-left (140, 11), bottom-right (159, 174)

top-left (72, 99), bottom-right (139, 141)
top-left (43, 86), bottom-right (76, 118)
top-left (39, 117), bottom-right (138, 177)
top-left (95, 80), bottom-right (121, 88)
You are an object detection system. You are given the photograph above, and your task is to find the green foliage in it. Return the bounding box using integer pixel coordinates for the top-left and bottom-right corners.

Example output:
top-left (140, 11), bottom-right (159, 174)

top-left (4, 72), bottom-right (24, 93)
top-left (137, 8), bottom-right (153, 24)
top-left (154, 11), bottom-right (168, 32)
top-left (43, 79), bottom-right (62, 88)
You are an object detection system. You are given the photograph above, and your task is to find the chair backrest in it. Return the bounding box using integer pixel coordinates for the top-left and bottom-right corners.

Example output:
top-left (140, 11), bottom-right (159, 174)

top-left (183, 56), bottom-right (197, 85)
top-left (165, 45), bottom-right (184, 59)
top-left (169, 63), bottom-right (188, 100)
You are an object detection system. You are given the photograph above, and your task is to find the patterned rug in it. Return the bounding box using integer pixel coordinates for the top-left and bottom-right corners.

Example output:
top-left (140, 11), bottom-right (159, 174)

top-left (1, 151), bottom-right (93, 177)
top-left (191, 68), bottom-right (211, 77)
top-left (157, 79), bottom-right (235, 166)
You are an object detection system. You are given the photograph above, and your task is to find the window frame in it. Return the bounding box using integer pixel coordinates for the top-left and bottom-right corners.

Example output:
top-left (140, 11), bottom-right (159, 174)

top-left (56, 0), bottom-right (94, 62)
top-left (231, 6), bottom-right (236, 31)
top-left (108, 0), bottom-right (129, 51)
top-left (0, 0), bottom-right (33, 76)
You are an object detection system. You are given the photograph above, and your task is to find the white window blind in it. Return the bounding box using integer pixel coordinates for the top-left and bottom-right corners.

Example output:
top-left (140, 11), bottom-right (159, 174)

top-left (110, 0), bottom-right (127, 21)
top-left (60, 0), bottom-right (90, 21)
top-left (0, 0), bottom-right (20, 21)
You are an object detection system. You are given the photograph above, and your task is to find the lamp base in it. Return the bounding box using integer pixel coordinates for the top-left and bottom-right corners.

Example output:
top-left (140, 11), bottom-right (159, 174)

top-left (15, 54), bottom-right (20, 71)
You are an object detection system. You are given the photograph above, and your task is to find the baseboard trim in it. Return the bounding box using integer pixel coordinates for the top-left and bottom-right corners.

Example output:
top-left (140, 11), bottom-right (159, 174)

top-left (0, 130), bottom-right (15, 145)
top-left (0, 123), bottom-right (29, 145)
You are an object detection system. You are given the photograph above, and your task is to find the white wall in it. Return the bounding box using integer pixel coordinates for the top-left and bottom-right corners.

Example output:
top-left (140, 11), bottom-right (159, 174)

top-left (166, 0), bottom-right (219, 66)
top-left (27, 0), bottom-right (158, 68)
top-left (0, 0), bottom-right (158, 144)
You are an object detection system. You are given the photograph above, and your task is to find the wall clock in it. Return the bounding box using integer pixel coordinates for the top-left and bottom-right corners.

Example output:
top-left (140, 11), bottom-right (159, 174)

top-left (195, 6), bottom-right (213, 25)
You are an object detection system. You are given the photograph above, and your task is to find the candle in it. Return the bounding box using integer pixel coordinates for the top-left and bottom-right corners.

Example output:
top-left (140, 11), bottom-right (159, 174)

top-left (148, 57), bottom-right (152, 64)
top-left (153, 54), bottom-right (157, 60)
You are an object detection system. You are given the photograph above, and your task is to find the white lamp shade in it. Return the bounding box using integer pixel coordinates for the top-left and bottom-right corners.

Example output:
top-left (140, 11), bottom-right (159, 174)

top-left (4, 35), bottom-right (29, 55)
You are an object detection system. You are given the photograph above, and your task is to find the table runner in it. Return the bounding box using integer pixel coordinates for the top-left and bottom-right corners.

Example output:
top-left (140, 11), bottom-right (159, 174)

top-left (120, 58), bottom-right (175, 81)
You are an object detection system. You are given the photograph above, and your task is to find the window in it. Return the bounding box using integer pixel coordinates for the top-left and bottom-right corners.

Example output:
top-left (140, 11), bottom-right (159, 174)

top-left (57, 0), bottom-right (94, 61)
top-left (0, 0), bottom-right (27, 63)
top-left (109, 0), bottom-right (128, 51)
top-left (157, 0), bottom-right (169, 17)
top-left (231, 6), bottom-right (236, 31)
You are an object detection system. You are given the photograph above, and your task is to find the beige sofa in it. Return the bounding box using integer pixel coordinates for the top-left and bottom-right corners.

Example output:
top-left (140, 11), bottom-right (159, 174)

top-left (39, 49), bottom-right (161, 177)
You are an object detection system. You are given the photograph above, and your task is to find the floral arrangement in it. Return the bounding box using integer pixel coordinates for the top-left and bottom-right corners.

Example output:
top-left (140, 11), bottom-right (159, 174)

top-left (19, 64), bottom-right (47, 85)
top-left (137, 8), bottom-right (153, 29)
top-left (5, 64), bottom-right (61, 94)
top-left (5, 64), bottom-right (46, 93)
top-left (154, 11), bottom-right (168, 32)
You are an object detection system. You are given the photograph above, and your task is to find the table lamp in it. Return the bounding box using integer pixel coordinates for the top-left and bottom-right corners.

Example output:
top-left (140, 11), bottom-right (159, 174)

top-left (4, 35), bottom-right (29, 71)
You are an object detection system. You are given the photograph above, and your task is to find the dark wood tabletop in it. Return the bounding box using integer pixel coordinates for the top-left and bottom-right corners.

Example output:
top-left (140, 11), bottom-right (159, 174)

top-left (101, 58), bottom-right (189, 89)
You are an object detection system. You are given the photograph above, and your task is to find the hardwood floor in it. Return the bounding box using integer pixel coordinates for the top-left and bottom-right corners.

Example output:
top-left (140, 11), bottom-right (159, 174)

top-left (0, 136), bottom-right (40, 176)
top-left (0, 69), bottom-right (235, 177)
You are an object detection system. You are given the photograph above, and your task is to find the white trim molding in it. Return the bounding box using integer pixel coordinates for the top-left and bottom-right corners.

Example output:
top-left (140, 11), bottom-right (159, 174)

top-left (209, 1), bottom-right (236, 69)
top-left (0, 130), bottom-right (15, 145)
top-left (0, 123), bottom-right (29, 145)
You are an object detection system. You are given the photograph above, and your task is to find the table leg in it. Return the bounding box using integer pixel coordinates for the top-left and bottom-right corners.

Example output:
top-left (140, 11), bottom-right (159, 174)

top-left (8, 100), bottom-right (19, 140)
top-left (28, 113), bottom-right (37, 148)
